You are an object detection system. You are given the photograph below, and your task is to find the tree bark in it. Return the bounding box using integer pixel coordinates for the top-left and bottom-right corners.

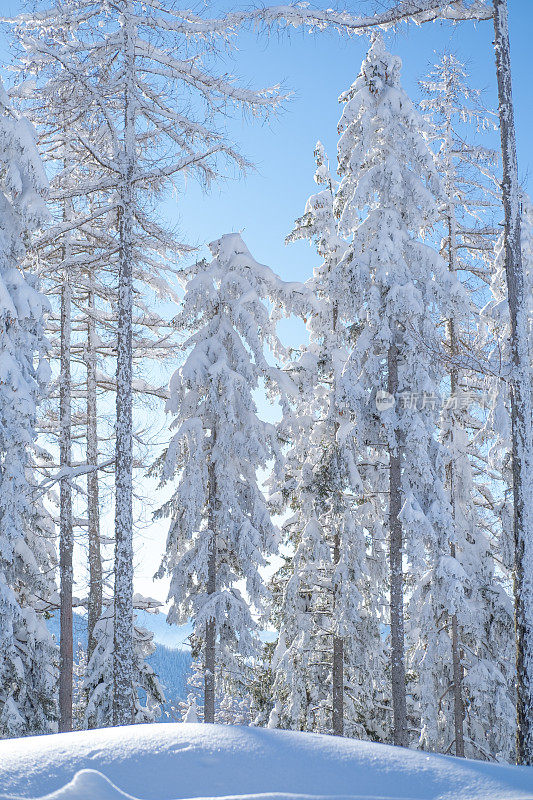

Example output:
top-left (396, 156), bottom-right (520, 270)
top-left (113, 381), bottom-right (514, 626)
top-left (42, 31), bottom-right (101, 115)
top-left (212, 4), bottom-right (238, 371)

top-left (445, 203), bottom-right (465, 758)
top-left (86, 283), bottom-right (102, 667)
top-left (59, 277), bottom-right (73, 733)
top-left (331, 301), bottom-right (344, 737)
top-left (450, 547), bottom-right (465, 758)
top-left (493, 0), bottom-right (533, 765)
top-left (113, 0), bottom-right (135, 726)
top-left (388, 342), bottom-right (407, 748)
top-left (204, 432), bottom-right (217, 724)
top-left (332, 527), bottom-right (344, 738)
top-left (448, 348), bottom-right (465, 759)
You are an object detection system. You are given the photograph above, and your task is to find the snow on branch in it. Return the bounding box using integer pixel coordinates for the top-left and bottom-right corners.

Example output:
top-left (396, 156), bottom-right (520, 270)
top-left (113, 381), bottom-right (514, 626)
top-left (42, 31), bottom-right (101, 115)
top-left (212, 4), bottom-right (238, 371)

top-left (131, 0), bottom-right (492, 38)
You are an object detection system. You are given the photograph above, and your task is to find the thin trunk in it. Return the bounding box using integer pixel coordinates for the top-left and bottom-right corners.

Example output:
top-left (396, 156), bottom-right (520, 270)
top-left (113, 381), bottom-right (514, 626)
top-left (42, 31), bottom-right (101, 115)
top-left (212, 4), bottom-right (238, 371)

top-left (331, 302), bottom-right (344, 737)
top-left (59, 277), bottom-right (73, 733)
top-left (205, 431), bottom-right (217, 724)
top-left (450, 544), bottom-right (465, 758)
top-left (113, 0), bottom-right (135, 726)
top-left (448, 351), bottom-right (466, 758)
top-left (445, 202), bottom-right (465, 758)
top-left (332, 530), bottom-right (344, 737)
top-left (493, 0), bottom-right (533, 765)
top-left (87, 284), bottom-right (102, 666)
top-left (388, 342), bottom-right (407, 748)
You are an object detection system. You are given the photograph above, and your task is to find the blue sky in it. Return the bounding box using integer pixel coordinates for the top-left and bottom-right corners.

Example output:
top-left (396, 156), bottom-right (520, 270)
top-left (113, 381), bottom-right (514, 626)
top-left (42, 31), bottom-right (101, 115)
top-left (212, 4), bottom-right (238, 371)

top-left (1, 1), bottom-right (531, 615)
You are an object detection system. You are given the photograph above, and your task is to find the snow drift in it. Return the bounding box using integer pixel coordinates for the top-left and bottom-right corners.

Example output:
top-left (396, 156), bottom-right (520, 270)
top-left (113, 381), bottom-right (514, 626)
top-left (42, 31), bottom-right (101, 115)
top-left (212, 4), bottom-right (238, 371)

top-left (0, 724), bottom-right (532, 800)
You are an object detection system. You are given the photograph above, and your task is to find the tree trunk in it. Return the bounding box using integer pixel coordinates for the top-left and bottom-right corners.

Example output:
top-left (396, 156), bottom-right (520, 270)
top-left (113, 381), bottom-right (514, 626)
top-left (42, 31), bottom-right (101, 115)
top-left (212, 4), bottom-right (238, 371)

top-left (388, 342), bottom-right (407, 747)
top-left (450, 546), bottom-right (465, 758)
top-left (332, 556), bottom-right (344, 736)
top-left (113, 0), bottom-right (135, 726)
top-left (448, 372), bottom-right (465, 758)
top-left (493, 0), bottom-right (533, 765)
top-left (331, 301), bottom-right (344, 737)
top-left (445, 207), bottom-right (465, 758)
top-left (204, 435), bottom-right (217, 724)
top-left (59, 277), bottom-right (73, 733)
top-left (86, 284), bottom-right (102, 667)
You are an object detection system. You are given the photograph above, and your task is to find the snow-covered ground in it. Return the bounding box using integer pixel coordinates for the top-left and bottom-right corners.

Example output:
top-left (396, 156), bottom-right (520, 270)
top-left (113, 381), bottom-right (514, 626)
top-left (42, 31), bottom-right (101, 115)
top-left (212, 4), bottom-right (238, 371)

top-left (0, 724), bottom-right (532, 800)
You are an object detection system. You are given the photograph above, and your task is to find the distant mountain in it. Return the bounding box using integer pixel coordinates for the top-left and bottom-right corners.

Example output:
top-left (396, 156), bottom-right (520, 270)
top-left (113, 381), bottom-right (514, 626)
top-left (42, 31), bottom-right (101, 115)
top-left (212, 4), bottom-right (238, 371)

top-left (148, 645), bottom-right (192, 717)
top-left (47, 609), bottom-right (89, 649)
top-left (47, 609), bottom-right (192, 719)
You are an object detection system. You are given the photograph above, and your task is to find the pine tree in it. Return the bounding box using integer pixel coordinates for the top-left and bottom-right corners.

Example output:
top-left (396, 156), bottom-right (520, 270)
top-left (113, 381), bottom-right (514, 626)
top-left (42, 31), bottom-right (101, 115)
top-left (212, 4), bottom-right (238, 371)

top-left (0, 78), bottom-right (58, 737)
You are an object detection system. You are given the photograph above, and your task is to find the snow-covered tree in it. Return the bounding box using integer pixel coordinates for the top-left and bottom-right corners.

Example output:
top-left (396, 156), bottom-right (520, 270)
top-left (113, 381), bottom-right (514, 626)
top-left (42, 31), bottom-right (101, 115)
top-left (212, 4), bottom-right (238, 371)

top-left (419, 52), bottom-right (514, 760)
top-left (155, 233), bottom-right (300, 723)
top-left (83, 602), bottom-right (165, 728)
top-left (72, 642), bottom-right (88, 731)
top-left (334, 35), bottom-right (465, 748)
top-left (491, 0), bottom-right (533, 763)
top-left (0, 78), bottom-right (58, 737)
top-left (475, 196), bottom-right (533, 760)
top-left (18, 0), bottom-right (290, 725)
top-left (270, 142), bottom-right (388, 739)
top-left (181, 694), bottom-right (200, 724)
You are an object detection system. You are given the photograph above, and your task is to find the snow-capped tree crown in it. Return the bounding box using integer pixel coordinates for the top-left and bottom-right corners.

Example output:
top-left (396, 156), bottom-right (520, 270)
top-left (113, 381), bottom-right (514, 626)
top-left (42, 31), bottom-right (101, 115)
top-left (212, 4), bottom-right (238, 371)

top-left (335, 35), bottom-right (444, 238)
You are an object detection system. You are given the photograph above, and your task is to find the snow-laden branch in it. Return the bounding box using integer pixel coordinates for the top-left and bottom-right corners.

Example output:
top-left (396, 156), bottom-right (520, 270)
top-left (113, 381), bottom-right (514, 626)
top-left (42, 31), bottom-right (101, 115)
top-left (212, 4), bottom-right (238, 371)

top-left (36, 458), bottom-right (114, 497)
top-left (255, 0), bottom-right (493, 30)
top-left (130, 0), bottom-right (492, 38)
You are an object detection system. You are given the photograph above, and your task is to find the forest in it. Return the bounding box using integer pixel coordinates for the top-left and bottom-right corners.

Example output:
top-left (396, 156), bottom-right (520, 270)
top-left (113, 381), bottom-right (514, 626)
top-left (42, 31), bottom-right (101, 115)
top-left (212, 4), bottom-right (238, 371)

top-left (0, 0), bottom-right (532, 774)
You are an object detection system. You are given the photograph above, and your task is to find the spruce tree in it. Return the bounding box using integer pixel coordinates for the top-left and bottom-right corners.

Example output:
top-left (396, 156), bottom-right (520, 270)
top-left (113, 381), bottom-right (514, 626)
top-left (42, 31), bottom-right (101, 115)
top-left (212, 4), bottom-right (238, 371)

top-left (335, 36), bottom-right (460, 748)
top-left (155, 234), bottom-right (297, 723)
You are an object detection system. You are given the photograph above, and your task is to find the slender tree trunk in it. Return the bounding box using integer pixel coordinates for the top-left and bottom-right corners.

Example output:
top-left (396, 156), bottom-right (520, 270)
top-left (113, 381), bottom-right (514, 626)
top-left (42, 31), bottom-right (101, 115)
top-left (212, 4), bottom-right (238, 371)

top-left (86, 284), bottom-right (102, 666)
top-left (332, 530), bottom-right (344, 737)
top-left (59, 277), bottom-right (73, 732)
top-left (450, 543), bottom-right (465, 758)
top-left (445, 207), bottom-right (465, 758)
top-left (388, 342), bottom-right (407, 748)
top-left (205, 433), bottom-right (217, 724)
top-left (448, 370), bottom-right (465, 758)
top-left (113, 0), bottom-right (135, 726)
top-left (493, 0), bottom-right (533, 765)
top-left (331, 302), bottom-right (344, 737)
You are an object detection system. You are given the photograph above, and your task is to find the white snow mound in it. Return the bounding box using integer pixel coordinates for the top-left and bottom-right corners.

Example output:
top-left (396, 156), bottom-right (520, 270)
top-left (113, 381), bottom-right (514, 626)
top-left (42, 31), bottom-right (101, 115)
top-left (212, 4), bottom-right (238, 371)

top-left (21, 770), bottom-right (137, 800)
top-left (0, 724), bottom-right (532, 800)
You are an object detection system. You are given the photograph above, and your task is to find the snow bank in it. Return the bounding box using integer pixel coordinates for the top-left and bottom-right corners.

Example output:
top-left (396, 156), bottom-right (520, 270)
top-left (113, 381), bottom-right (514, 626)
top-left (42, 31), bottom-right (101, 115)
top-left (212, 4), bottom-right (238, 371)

top-left (0, 724), bottom-right (531, 800)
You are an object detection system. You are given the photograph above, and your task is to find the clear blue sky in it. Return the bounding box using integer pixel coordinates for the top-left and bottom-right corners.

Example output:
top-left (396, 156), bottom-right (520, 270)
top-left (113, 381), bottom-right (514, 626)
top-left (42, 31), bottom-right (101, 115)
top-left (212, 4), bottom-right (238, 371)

top-left (2, 1), bottom-right (531, 290)
top-left (1, 1), bottom-right (531, 612)
top-left (170, 0), bottom-right (533, 292)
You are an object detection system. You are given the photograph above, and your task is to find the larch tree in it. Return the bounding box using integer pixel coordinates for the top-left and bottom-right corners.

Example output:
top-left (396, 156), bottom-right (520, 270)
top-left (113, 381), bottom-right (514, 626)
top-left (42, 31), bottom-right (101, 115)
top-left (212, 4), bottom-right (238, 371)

top-left (154, 233), bottom-right (298, 724)
top-left (18, 0), bottom-right (288, 725)
top-left (480, 195), bottom-right (533, 759)
top-left (491, 0), bottom-right (533, 763)
top-left (13, 41), bottom-right (179, 728)
top-left (0, 78), bottom-right (58, 737)
top-left (419, 52), bottom-right (514, 760)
